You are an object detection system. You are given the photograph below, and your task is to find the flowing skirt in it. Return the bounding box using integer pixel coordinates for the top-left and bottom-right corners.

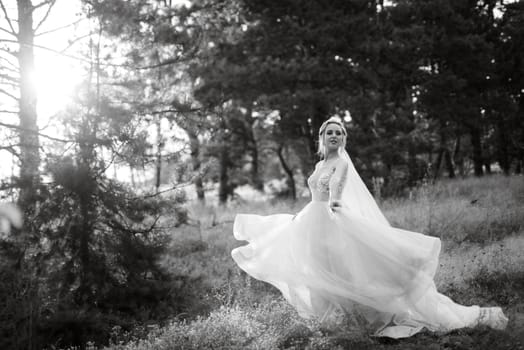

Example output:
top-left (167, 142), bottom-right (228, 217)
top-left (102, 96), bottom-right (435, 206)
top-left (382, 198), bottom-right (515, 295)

top-left (231, 201), bottom-right (484, 338)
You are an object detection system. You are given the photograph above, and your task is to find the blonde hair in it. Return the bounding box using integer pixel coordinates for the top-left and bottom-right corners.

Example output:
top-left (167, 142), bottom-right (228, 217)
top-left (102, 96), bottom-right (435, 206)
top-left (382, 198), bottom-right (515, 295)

top-left (317, 117), bottom-right (347, 159)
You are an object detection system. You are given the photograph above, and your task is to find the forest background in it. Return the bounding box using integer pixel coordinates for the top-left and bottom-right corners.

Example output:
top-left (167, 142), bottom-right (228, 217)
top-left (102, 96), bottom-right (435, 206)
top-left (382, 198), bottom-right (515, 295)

top-left (0, 0), bottom-right (523, 349)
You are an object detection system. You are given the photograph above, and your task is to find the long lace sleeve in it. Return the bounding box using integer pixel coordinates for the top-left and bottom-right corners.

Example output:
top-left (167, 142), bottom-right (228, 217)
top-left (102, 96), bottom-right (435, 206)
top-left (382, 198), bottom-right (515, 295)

top-left (329, 160), bottom-right (349, 202)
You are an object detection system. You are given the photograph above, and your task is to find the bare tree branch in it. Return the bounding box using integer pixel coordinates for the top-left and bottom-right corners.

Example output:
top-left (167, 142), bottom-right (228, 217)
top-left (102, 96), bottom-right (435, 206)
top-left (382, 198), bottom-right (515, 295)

top-left (0, 0), bottom-right (17, 36)
top-left (0, 87), bottom-right (18, 101)
top-left (150, 107), bottom-right (202, 115)
top-left (0, 144), bottom-right (20, 158)
top-left (0, 121), bottom-right (74, 143)
top-left (35, 17), bottom-right (85, 37)
top-left (129, 180), bottom-right (194, 200)
top-left (33, 0), bottom-right (57, 34)
top-left (0, 47), bottom-right (17, 60)
top-left (106, 215), bottom-right (161, 236)
top-left (0, 26), bottom-right (16, 37)
top-left (0, 109), bottom-right (18, 114)
top-left (58, 31), bottom-right (97, 52)
top-left (0, 72), bottom-right (18, 82)
top-left (0, 39), bottom-right (195, 71)
top-left (0, 81), bottom-right (18, 89)
top-left (0, 182), bottom-right (19, 191)
top-left (32, 0), bottom-right (54, 11)
top-left (0, 66), bottom-right (19, 76)
top-left (0, 52), bottom-right (18, 69)
top-left (0, 75), bottom-right (18, 91)
top-left (0, 38), bottom-right (97, 65)
top-left (0, 46), bottom-right (19, 60)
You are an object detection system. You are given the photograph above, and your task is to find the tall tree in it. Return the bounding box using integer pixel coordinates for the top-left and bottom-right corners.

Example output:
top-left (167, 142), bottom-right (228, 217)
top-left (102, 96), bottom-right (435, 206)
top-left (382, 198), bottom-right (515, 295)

top-left (0, 0), bottom-right (57, 206)
top-left (16, 0), bottom-right (41, 205)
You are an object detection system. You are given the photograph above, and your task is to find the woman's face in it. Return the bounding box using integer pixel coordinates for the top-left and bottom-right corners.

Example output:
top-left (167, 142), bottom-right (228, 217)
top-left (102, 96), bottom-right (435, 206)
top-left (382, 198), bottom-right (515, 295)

top-left (324, 123), bottom-right (344, 153)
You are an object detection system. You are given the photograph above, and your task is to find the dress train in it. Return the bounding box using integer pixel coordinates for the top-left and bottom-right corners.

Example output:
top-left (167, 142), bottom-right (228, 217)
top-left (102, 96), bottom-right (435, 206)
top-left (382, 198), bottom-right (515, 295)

top-left (232, 201), bottom-right (508, 338)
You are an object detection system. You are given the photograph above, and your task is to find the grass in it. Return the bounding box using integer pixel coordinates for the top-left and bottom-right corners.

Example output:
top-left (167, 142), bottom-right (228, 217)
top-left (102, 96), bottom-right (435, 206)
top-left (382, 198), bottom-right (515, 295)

top-left (381, 175), bottom-right (524, 242)
top-left (103, 174), bottom-right (524, 350)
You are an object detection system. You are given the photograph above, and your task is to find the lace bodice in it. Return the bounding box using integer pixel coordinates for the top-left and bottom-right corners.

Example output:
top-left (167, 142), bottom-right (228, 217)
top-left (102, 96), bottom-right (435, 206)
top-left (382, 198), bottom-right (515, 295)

top-left (307, 161), bottom-right (347, 202)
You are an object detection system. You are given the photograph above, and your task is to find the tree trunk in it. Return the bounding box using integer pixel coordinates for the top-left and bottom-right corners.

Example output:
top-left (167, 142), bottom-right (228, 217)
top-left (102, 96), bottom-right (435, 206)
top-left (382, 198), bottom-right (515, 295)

top-left (74, 26), bottom-right (101, 309)
top-left (277, 144), bottom-right (296, 200)
top-left (218, 144), bottom-right (229, 205)
top-left (130, 166), bottom-right (136, 187)
top-left (484, 160), bottom-right (492, 174)
top-left (470, 126), bottom-right (484, 176)
top-left (405, 85), bottom-right (419, 185)
top-left (453, 135), bottom-right (465, 176)
top-left (433, 148), bottom-right (444, 180)
top-left (291, 135), bottom-right (315, 187)
top-left (78, 185), bottom-right (92, 305)
top-left (427, 146), bottom-right (434, 176)
top-left (17, 0), bottom-right (40, 207)
top-left (495, 118), bottom-right (510, 175)
top-left (306, 108), bottom-right (325, 160)
top-left (515, 96), bottom-right (524, 174)
top-left (244, 103), bottom-right (263, 191)
top-left (187, 129), bottom-right (205, 202)
top-left (407, 140), bottom-right (417, 186)
top-left (155, 116), bottom-right (162, 192)
top-left (444, 149), bottom-right (455, 178)
top-left (433, 128), bottom-right (447, 180)
top-left (76, 114), bottom-right (96, 308)
top-left (250, 143), bottom-right (263, 191)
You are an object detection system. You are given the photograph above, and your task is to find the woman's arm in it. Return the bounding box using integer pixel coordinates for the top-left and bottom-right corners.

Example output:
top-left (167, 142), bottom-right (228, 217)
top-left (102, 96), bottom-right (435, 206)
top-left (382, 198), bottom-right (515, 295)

top-left (329, 159), bottom-right (349, 212)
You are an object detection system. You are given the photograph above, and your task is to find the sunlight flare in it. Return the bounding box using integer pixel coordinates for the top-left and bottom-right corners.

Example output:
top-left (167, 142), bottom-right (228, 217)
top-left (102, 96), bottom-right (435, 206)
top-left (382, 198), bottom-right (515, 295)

top-left (32, 52), bottom-right (83, 122)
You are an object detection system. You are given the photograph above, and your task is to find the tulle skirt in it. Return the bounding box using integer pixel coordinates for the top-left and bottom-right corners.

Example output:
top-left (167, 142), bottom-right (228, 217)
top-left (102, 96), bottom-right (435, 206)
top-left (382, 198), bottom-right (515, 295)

top-left (231, 201), bottom-right (482, 338)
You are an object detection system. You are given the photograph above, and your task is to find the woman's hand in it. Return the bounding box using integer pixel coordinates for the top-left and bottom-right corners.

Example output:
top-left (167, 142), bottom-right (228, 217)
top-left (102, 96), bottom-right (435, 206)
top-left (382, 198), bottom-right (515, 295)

top-left (329, 200), bottom-right (342, 213)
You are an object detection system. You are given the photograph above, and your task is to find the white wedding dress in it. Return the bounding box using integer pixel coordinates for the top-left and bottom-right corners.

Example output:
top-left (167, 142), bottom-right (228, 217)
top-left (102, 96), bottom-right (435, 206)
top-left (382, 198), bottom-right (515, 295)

top-left (231, 157), bottom-right (508, 338)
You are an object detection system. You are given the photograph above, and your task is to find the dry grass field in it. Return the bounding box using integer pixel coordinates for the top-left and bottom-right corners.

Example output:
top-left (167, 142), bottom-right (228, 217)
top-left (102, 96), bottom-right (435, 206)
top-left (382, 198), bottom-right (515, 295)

top-left (104, 174), bottom-right (524, 350)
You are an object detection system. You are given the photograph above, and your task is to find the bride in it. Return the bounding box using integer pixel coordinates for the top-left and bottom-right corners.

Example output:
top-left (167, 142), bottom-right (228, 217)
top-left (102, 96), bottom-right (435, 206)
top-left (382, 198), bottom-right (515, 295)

top-left (231, 117), bottom-right (508, 338)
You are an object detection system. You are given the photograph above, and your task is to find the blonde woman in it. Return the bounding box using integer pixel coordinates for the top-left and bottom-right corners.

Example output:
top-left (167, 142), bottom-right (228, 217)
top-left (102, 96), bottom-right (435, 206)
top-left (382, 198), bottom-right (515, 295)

top-left (232, 117), bottom-right (508, 338)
